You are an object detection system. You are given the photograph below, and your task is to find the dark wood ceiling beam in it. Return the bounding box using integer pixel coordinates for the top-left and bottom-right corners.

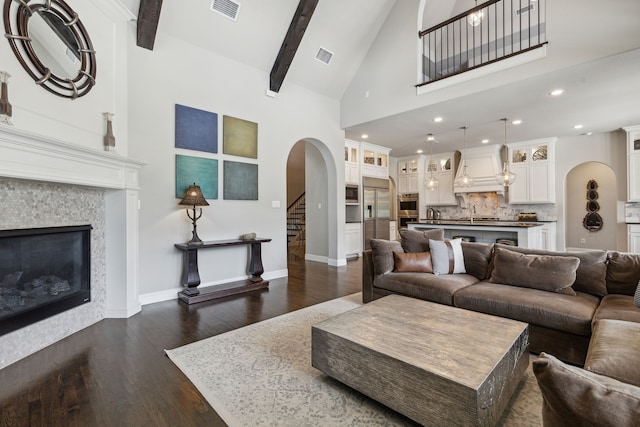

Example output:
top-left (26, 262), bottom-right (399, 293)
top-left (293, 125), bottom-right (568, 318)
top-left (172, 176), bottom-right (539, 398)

top-left (137, 0), bottom-right (164, 50)
top-left (269, 0), bottom-right (319, 93)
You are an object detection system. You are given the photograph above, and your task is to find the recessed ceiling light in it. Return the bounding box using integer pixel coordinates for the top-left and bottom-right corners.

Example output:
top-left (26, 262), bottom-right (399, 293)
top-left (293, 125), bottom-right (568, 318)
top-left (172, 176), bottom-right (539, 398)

top-left (574, 124), bottom-right (584, 129)
top-left (512, 119), bottom-right (522, 125)
top-left (549, 89), bottom-right (564, 96)
top-left (481, 139), bottom-right (489, 144)
top-left (433, 117), bottom-right (443, 123)
top-left (417, 149), bottom-right (424, 154)
top-left (361, 134), bottom-right (368, 139)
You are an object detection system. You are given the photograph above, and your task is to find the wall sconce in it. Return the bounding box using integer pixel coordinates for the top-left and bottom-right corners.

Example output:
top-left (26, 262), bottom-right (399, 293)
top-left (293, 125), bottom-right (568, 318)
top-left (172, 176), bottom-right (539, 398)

top-left (103, 113), bottom-right (115, 151)
top-left (179, 183), bottom-right (209, 245)
top-left (0, 71), bottom-right (12, 126)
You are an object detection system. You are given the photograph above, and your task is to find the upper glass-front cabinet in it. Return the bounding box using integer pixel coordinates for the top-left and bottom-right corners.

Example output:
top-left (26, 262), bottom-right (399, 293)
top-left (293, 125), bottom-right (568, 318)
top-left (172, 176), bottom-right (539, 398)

top-left (512, 144), bottom-right (549, 163)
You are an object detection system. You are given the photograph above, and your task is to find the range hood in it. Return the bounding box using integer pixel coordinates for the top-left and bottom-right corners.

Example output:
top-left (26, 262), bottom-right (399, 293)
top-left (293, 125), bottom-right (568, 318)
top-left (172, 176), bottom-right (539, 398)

top-left (454, 144), bottom-right (505, 194)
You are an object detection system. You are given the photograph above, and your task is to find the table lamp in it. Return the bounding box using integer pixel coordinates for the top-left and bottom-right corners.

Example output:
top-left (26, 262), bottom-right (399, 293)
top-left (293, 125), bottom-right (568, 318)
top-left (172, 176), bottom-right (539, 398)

top-left (179, 183), bottom-right (209, 245)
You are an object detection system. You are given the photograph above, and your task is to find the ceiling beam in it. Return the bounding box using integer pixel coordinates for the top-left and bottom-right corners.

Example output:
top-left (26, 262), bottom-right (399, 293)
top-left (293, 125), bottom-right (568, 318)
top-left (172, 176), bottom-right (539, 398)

top-left (269, 0), bottom-right (319, 93)
top-left (137, 0), bottom-right (164, 50)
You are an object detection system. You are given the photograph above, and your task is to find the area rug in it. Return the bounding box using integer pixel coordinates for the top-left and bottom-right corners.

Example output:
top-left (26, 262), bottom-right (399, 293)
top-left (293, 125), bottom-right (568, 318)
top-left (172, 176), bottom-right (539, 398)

top-left (165, 293), bottom-right (542, 426)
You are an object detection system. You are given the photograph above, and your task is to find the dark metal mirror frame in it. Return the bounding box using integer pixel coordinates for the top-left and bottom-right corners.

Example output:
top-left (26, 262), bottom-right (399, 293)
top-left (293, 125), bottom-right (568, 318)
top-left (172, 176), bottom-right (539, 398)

top-left (4, 0), bottom-right (96, 99)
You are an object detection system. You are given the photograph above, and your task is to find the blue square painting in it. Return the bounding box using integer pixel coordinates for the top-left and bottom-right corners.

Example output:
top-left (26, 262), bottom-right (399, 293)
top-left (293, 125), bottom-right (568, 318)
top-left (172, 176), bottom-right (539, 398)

top-left (175, 104), bottom-right (218, 153)
top-left (223, 161), bottom-right (258, 200)
top-left (175, 155), bottom-right (218, 199)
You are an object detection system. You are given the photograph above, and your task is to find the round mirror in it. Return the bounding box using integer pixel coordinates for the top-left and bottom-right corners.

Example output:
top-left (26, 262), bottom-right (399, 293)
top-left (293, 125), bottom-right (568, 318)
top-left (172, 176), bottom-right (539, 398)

top-left (4, 0), bottom-right (96, 99)
top-left (586, 200), bottom-right (600, 212)
top-left (587, 190), bottom-right (598, 200)
top-left (583, 212), bottom-right (603, 231)
top-left (587, 180), bottom-right (598, 190)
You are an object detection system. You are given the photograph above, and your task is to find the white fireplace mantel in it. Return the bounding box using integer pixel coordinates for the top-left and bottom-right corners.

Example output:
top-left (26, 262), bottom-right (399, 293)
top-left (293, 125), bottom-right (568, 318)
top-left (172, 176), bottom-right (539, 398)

top-left (0, 125), bottom-right (145, 318)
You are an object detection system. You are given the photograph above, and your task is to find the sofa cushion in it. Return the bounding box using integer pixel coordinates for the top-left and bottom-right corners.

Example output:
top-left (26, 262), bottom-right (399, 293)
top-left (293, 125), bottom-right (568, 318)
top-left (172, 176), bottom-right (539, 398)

top-left (370, 239), bottom-right (403, 275)
top-left (533, 352), bottom-right (640, 427)
top-left (454, 282), bottom-right (599, 336)
top-left (607, 252), bottom-right (640, 296)
top-left (461, 242), bottom-right (493, 281)
top-left (585, 319), bottom-right (640, 388)
top-left (399, 228), bottom-right (444, 253)
top-left (490, 246), bottom-right (578, 296)
top-left (393, 251), bottom-right (433, 273)
top-left (429, 238), bottom-right (466, 275)
top-left (635, 281), bottom-right (640, 307)
top-left (492, 244), bottom-right (608, 296)
top-left (593, 295), bottom-right (640, 325)
top-left (374, 272), bottom-right (478, 306)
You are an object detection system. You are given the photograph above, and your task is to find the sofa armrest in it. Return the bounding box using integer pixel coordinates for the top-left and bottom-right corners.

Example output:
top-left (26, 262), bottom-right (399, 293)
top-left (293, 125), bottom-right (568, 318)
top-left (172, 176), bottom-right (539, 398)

top-left (362, 250), bottom-right (375, 303)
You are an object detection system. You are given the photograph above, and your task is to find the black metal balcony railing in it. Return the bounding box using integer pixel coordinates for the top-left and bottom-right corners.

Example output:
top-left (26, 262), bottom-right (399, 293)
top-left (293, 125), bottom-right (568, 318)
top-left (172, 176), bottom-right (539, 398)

top-left (418, 0), bottom-right (547, 86)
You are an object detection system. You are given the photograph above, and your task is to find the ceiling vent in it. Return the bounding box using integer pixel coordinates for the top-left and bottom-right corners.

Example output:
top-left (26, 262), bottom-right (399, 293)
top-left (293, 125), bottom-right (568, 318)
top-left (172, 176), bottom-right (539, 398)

top-left (315, 47), bottom-right (334, 65)
top-left (515, 3), bottom-right (535, 16)
top-left (211, 0), bottom-right (241, 21)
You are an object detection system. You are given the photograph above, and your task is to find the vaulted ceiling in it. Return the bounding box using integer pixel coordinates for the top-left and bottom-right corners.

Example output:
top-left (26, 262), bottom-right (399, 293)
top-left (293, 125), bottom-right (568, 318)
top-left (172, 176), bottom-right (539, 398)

top-left (126, 0), bottom-right (640, 157)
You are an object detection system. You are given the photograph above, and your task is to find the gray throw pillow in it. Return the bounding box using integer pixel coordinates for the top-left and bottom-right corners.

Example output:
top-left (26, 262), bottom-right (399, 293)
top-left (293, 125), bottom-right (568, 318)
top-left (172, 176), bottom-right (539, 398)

top-left (369, 239), bottom-right (403, 275)
top-left (533, 352), bottom-right (640, 427)
top-left (490, 246), bottom-right (578, 295)
top-left (399, 228), bottom-right (444, 253)
top-left (606, 252), bottom-right (640, 296)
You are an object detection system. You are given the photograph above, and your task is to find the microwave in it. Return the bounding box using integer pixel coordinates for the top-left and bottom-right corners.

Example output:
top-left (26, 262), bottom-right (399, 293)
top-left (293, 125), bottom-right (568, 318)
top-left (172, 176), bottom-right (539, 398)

top-left (346, 184), bottom-right (359, 204)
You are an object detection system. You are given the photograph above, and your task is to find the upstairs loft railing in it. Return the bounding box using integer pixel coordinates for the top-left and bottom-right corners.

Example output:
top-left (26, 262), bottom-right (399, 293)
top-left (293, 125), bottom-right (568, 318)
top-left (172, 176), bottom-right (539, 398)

top-left (418, 0), bottom-right (547, 86)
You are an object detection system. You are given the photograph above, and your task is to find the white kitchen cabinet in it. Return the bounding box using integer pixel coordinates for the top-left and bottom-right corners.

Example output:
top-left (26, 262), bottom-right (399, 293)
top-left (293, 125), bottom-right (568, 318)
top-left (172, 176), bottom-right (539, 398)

top-left (424, 152), bottom-right (456, 206)
top-left (361, 143), bottom-right (390, 178)
top-left (629, 224), bottom-right (640, 253)
top-left (541, 222), bottom-right (557, 251)
top-left (344, 140), bottom-right (360, 184)
top-left (623, 126), bottom-right (640, 202)
top-left (345, 222), bottom-right (362, 256)
top-left (507, 138), bottom-right (556, 204)
top-left (397, 156), bottom-right (422, 194)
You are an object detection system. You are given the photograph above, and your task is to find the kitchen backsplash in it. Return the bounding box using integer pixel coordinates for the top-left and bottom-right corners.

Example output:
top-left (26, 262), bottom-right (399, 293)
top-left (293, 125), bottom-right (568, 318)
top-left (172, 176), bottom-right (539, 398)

top-left (426, 192), bottom-right (558, 221)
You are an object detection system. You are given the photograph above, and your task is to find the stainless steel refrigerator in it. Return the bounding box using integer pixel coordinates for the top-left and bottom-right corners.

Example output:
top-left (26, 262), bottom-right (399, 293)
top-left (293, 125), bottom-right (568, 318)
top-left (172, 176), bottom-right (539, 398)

top-left (363, 177), bottom-right (390, 250)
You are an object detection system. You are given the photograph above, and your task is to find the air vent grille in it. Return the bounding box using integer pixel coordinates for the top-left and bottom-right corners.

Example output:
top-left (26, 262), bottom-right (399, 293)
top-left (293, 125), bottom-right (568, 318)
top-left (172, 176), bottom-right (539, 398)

top-left (211, 0), bottom-right (241, 21)
top-left (315, 47), bottom-right (333, 65)
top-left (515, 3), bottom-right (535, 15)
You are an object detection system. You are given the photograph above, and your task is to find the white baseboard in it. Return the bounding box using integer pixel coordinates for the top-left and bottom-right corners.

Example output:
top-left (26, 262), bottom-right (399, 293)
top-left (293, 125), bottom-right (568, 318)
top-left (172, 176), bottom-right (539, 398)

top-left (329, 258), bottom-right (347, 266)
top-left (305, 253), bottom-right (328, 263)
top-left (105, 303), bottom-right (142, 319)
top-left (138, 269), bottom-right (289, 306)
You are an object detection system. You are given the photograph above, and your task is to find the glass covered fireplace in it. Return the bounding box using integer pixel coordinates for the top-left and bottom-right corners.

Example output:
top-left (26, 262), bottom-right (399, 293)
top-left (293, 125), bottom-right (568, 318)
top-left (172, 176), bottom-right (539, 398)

top-left (0, 225), bottom-right (91, 336)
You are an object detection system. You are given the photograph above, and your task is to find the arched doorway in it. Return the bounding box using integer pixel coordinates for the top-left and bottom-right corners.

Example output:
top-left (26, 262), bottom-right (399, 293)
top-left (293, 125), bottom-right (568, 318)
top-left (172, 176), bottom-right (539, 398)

top-left (285, 138), bottom-right (342, 265)
top-left (565, 162), bottom-right (617, 250)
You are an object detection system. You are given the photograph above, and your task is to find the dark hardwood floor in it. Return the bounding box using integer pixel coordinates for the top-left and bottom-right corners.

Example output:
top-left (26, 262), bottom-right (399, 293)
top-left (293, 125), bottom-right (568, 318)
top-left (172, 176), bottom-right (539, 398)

top-left (0, 254), bottom-right (362, 427)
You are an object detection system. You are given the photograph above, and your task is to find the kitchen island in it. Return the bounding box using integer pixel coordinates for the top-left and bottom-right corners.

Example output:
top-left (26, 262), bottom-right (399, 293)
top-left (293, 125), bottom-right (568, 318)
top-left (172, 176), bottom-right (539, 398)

top-left (408, 220), bottom-right (544, 249)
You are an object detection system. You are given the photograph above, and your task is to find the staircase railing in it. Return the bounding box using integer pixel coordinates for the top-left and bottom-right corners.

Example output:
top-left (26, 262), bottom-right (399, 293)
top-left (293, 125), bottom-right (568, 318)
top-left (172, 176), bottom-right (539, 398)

top-left (418, 0), bottom-right (546, 86)
top-left (287, 193), bottom-right (306, 252)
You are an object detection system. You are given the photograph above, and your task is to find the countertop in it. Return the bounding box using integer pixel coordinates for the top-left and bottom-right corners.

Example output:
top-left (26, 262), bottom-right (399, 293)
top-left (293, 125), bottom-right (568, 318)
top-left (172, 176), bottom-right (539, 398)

top-left (412, 220), bottom-right (544, 228)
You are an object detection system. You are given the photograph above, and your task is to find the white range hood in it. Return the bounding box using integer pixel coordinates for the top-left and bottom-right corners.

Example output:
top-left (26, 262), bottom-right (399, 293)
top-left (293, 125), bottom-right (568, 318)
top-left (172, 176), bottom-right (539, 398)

top-left (454, 144), bottom-right (505, 194)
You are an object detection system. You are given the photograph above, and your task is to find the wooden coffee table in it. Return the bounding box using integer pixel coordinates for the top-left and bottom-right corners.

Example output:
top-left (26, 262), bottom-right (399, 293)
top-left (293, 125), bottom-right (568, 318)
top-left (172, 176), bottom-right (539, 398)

top-left (312, 294), bottom-right (529, 426)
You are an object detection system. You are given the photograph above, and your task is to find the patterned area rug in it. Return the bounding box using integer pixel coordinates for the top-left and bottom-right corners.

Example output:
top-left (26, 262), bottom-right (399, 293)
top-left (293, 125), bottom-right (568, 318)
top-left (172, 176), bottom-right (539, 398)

top-left (166, 294), bottom-right (542, 426)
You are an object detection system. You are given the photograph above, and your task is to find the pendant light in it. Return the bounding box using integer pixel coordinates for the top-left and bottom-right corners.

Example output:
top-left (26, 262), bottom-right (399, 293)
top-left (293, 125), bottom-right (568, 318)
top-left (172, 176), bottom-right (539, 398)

top-left (496, 118), bottom-right (517, 186)
top-left (467, 0), bottom-right (485, 27)
top-left (456, 126), bottom-right (473, 187)
top-left (425, 134), bottom-right (438, 191)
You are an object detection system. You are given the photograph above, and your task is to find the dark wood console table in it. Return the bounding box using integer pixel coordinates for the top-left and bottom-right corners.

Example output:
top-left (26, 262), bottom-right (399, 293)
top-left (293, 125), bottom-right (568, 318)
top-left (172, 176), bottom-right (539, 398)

top-left (174, 238), bottom-right (272, 304)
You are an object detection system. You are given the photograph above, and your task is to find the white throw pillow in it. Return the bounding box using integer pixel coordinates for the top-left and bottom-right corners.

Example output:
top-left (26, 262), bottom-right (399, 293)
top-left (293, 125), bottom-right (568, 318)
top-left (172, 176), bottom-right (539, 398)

top-left (429, 238), bottom-right (466, 275)
top-left (634, 281), bottom-right (640, 308)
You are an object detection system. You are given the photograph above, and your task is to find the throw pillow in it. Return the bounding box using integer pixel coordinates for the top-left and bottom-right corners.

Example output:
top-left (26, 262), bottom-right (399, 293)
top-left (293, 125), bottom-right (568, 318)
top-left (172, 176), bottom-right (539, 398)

top-left (490, 246), bottom-right (578, 296)
top-left (399, 228), bottom-right (444, 253)
top-left (635, 281), bottom-right (640, 308)
top-left (369, 239), bottom-right (403, 276)
top-left (533, 352), bottom-right (640, 427)
top-left (393, 251), bottom-right (433, 273)
top-left (606, 252), bottom-right (640, 296)
top-left (428, 238), bottom-right (466, 275)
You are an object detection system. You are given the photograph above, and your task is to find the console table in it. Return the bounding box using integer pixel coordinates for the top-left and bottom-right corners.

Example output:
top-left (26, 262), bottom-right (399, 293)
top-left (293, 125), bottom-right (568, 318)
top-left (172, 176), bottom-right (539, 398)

top-left (174, 238), bottom-right (272, 304)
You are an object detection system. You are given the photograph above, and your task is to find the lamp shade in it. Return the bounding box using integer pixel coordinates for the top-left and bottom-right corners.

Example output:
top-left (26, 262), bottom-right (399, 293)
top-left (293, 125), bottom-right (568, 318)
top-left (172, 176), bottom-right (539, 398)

top-left (179, 183), bottom-right (209, 207)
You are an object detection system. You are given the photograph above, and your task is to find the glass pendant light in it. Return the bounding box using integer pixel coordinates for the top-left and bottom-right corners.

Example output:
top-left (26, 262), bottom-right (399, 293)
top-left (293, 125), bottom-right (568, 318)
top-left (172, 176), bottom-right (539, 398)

top-left (456, 126), bottom-right (473, 187)
top-left (496, 118), bottom-right (517, 186)
top-left (425, 134), bottom-right (438, 191)
top-left (467, 0), bottom-right (485, 27)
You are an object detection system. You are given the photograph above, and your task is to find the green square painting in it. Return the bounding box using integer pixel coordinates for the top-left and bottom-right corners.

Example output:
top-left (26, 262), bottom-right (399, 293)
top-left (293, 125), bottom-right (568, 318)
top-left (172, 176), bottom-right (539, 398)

top-left (223, 161), bottom-right (258, 200)
top-left (223, 115), bottom-right (258, 159)
top-left (175, 155), bottom-right (218, 199)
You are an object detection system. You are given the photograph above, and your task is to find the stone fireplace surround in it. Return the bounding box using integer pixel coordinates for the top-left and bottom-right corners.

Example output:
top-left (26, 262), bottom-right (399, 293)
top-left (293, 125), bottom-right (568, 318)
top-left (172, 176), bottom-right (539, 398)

top-left (0, 126), bottom-right (143, 369)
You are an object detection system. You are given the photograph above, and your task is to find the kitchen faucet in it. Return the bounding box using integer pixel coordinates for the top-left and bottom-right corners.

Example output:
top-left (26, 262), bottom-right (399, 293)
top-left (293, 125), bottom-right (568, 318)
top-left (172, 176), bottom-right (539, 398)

top-left (470, 205), bottom-right (476, 224)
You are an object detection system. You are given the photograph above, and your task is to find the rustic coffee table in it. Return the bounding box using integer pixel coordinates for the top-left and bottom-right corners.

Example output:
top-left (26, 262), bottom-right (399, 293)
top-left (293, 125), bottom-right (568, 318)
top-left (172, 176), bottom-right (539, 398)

top-left (312, 294), bottom-right (529, 426)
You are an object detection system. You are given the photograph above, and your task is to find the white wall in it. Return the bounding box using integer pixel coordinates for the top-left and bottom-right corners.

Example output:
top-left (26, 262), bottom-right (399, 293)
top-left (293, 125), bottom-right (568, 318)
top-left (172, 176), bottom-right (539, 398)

top-left (127, 30), bottom-right (346, 299)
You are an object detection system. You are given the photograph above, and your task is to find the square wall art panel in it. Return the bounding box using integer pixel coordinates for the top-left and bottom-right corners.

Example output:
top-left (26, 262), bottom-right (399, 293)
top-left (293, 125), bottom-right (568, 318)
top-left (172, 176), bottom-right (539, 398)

top-left (223, 161), bottom-right (258, 200)
top-left (223, 115), bottom-right (258, 159)
top-left (175, 104), bottom-right (218, 153)
top-left (175, 155), bottom-right (218, 199)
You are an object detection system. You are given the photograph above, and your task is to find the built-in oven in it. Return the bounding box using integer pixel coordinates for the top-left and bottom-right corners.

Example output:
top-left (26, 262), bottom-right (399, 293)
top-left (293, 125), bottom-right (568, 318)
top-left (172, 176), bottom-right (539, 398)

top-left (346, 184), bottom-right (359, 205)
top-left (398, 193), bottom-right (419, 228)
